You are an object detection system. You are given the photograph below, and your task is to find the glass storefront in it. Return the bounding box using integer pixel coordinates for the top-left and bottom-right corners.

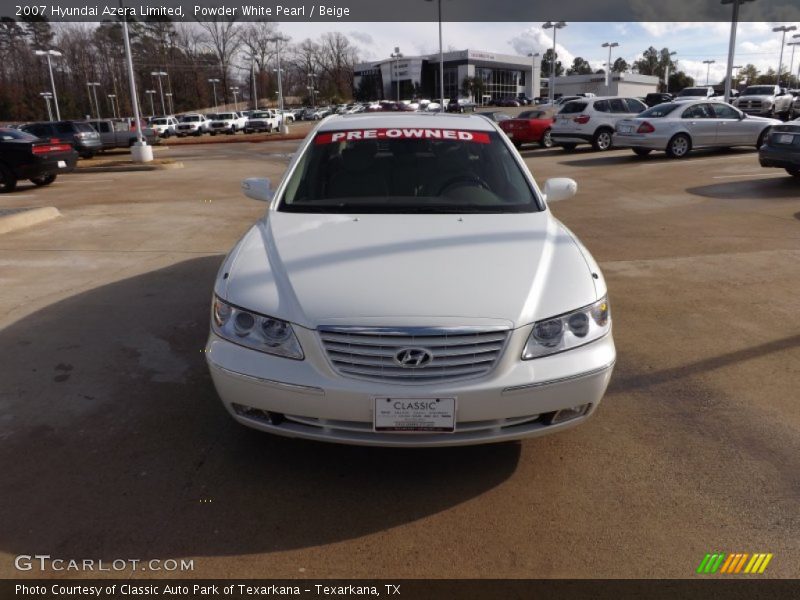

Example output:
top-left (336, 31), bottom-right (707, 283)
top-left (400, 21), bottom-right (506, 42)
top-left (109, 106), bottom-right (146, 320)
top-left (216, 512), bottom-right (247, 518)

top-left (476, 68), bottom-right (525, 100)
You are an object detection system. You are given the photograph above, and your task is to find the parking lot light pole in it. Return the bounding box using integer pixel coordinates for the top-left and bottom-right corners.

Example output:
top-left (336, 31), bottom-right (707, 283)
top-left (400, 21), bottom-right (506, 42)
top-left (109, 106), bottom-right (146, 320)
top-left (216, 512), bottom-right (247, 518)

top-left (268, 35), bottom-right (290, 131)
top-left (40, 92), bottom-right (53, 121)
top-left (35, 49), bottom-right (61, 121)
top-left (721, 0), bottom-right (754, 103)
top-left (664, 51), bottom-right (677, 93)
top-left (165, 92), bottom-right (174, 115)
top-left (108, 94), bottom-right (118, 118)
top-left (145, 90), bottom-right (156, 117)
top-left (786, 41), bottom-right (800, 87)
top-left (230, 86), bottom-right (240, 111)
top-left (307, 73), bottom-right (317, 109)
top-left (390, 48), bottom-right (403, 102)
top-left (703, 59), bottom-right (716, 85)
top-left (542, 21), bottom-right (566, 105)
top-left (795, 34), bottom-right (800, 83)
top-left (773, 25), bottom-right (797, 87)
top-left (120, 2), bottom-right (151, 163)
top-left (601, 42), bottom-right (619, 90)
top-left (208, 78), bottom-right (220, 111)
top-left (151, 71), bottom-right (167, 115)
top-left (87, 82), bottom-right (101, 119)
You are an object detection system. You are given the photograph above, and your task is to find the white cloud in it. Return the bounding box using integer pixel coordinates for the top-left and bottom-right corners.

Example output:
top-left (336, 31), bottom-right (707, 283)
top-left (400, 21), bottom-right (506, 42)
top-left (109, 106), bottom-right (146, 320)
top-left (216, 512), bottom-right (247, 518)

top-left (508, 27), bottom-right (575, 67)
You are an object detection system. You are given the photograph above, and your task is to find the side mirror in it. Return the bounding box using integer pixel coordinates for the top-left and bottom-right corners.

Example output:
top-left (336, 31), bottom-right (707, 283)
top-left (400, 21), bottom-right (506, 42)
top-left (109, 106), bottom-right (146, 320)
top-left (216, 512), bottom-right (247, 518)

top-left (543, 178), bottom-right (577, 203)
top-left (241, 177), bottom-right (273, 202)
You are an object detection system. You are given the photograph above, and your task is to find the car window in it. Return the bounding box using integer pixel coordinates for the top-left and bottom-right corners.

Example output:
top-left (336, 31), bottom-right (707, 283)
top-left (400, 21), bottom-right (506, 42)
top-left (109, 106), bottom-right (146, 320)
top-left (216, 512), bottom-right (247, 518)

top-left (0, 128), bottom-right (37, 141)
top-left (593, 100), bottom-right (610, 113)
top-left (624, 98), bottom-right (647, 113)
top-left (75, 122), bottom-right (96, 133)
top-left (54, 122), bottom-right (76, 134)
top-left (560, 102), bottom-right (587, 114)
top-left (682, 104), bottom-right (713, 119)
top-left (741, 86), bottom-right (775, 96)
top-left (114, 121), bottom-right (128, 132)
top-left (711, 103), bottom-right (740, 119)
top-left (608, 99), bottom-right (627, 112)
top-left (94, 122), bottom-right (110, 133)
top-left (639, 104), bottom-right (680, 118)
top-left (22, 124), bottom-right (51, 137)
top-left (279, 129), bottom-right (538, 214)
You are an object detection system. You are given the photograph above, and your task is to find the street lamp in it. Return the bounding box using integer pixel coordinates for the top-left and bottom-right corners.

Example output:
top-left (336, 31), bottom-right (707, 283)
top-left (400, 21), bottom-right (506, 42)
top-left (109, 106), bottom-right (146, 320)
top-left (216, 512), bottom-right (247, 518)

top-left (145, 89), bottom-right (156, 117)
top-left (527, 52), bottom-right (540, 102)
top-left (230, 86), bottom-right (240, 111)
top-left (773, 25), bottom-right (797, 87)
top-left (664, 51), bottom-right (678, 93)
top-left (787, 41), bottom-right (800, 87)
top-left (390, 47), bottom-right (403, 102)
top-left (307, 73), bottom-right (317, 109)
top-left (703, 59), bottom-right (716, 85)
top-left (150, 71), bottom-right (168, 115)
top-left (542, 21), bottom-right (567, 105)
top-left (165, 92), bottom-right (174, 115)
top-left (721, 0), bottom-right (756, 103)
top-left (35, 49), bottom-right (62, 121)
top-left (208, 78), bottom-right (220, 111)
top-left (87, 82), bottom-right (101, 119)
top-left (108, 94), bottom-right (118, 118)
top-left (795, 34), bottom-right (800, 83)
top-left (424, 0), bottom-right (445, 111)
top-left (601, 42), bottom-right (619, 89)
top-left (39, 92), bottom-right (53, 121)
top-left (268, 35), bottom-right (290, 130)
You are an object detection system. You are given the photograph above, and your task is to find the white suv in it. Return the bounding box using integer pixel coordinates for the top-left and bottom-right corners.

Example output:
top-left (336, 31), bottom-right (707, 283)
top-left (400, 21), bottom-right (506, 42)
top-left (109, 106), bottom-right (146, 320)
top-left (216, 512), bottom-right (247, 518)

top-left (551, 96), bottom-right (647, 151)
top-left (149, 116), bottom-right (179, 138)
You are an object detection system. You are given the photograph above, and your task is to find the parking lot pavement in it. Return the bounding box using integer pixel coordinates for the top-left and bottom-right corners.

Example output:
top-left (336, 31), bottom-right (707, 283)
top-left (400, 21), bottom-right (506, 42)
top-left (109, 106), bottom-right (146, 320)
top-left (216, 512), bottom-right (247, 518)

top-left (1, 142), bottom-right (798, 579)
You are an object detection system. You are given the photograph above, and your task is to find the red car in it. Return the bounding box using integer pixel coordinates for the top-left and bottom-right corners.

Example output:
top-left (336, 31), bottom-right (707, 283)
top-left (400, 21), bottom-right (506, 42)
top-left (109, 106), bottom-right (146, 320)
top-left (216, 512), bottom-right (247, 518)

top-left (499, 110), bottom-right (555, 149)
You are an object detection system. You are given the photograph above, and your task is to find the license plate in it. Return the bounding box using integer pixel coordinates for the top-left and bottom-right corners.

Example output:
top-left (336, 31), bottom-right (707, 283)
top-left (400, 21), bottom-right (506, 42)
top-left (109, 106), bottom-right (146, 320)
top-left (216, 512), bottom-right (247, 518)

top-left (374, 397), bottom-right (456, 433)
top-left (57, 160), bottom-right (66, 168)
top-left (618, 125), bottom-right (633, 133)
top-left (778, 134), bottom-right (794, 144)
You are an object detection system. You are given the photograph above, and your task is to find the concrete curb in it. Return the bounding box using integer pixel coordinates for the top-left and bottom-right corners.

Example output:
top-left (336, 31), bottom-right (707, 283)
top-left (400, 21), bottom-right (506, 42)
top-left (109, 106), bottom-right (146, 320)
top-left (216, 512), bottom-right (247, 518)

top-left (76, 162), bottom-right (184, 173)
top-left (0, 206), bottom-right (61, 235)
top-left (168, 134), bottom-right (306, 146)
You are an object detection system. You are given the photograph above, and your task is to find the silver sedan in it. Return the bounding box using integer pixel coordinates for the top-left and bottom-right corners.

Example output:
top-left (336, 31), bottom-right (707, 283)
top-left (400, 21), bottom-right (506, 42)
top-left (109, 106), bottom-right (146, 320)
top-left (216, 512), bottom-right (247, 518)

top-left (612, 100), bottom-right (781, 158)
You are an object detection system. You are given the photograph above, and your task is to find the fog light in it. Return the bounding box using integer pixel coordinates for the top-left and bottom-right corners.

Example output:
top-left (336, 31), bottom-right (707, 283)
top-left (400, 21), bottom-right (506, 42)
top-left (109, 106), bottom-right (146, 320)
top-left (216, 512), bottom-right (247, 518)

top-left (548, 403), bottom-right (590, 425)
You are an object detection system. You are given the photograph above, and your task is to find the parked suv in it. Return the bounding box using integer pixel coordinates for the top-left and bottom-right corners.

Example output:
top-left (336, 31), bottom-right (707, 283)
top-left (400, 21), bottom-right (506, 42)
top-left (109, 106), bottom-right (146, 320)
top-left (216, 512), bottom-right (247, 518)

top-left (18, 120), bottom-right (102, 159)
top-left (149, 116), bottom-right (179, 138)
top-left (174, 114), bottom-right (209, 137)
top-left (645, 92), bottom-right (673, 107)
top-left (551, 96), bottom-right (647, 151)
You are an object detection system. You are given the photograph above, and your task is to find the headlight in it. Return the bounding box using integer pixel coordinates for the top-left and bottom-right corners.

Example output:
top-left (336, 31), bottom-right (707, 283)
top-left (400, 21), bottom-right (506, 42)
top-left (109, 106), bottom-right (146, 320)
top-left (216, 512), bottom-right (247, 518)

top-left (522, 297), bottom-right (611, 360)
top-left (212, 296), bottom-right (304, 359)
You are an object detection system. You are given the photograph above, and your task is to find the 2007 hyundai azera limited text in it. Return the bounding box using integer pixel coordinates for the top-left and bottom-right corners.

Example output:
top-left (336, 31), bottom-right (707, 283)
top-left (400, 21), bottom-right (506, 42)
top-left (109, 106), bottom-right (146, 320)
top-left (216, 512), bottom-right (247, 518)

top-left (206, 113), bottom-right (616, 446)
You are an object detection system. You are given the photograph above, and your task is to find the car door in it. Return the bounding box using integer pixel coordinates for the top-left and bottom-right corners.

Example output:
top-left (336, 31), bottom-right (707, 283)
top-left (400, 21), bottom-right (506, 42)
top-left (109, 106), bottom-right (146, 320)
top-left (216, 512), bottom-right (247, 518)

top-left (710, 103), bottom-right (748, 146)
top-left (680, 104), bottom-right (717, 146)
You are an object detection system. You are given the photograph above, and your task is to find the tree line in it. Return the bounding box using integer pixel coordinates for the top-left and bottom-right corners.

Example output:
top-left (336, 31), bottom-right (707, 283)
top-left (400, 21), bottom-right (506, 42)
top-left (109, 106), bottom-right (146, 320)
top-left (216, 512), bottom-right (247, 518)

top-left (0, 16), bottom-right (360, 122)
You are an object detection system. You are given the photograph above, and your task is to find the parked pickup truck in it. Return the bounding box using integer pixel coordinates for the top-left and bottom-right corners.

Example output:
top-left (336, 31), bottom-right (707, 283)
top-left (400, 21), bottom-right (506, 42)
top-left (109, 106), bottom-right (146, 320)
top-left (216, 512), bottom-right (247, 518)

top-left (208, 112), bottom-right (246, 135)
top-left (243, 110), bottom-right (282, 133)
top-left (86, 119), bottom-right (157, 150)
top-left (733, 85), bottom-right (794, 119)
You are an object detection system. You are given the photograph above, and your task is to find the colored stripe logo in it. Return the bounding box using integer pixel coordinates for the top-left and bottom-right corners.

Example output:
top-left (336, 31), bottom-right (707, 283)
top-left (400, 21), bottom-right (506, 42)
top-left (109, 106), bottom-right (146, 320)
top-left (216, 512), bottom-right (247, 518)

top-left (696, 553), bottom-right (773, 574)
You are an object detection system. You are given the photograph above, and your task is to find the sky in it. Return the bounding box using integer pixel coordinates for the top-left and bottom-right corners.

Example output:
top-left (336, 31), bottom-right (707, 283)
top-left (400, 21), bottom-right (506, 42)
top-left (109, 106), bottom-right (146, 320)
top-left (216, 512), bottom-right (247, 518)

top-left (277, 21), bottom-right (800, 84)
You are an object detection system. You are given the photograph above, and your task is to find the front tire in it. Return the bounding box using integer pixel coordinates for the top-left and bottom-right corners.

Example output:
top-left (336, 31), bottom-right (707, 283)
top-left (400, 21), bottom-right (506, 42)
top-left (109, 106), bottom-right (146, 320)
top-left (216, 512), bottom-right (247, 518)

top-left (666, 133), bottom-right (691, 158)
top-left (0, 164), bottom-right (17, 193)
top-left (31, 173), bottom-right (56, 186)
top-left (540, 129), bottom-right (553, 148)
top-left (592, 128), bottom-right (614, 151)
top-left (756, 129), bottom-right (769, 149)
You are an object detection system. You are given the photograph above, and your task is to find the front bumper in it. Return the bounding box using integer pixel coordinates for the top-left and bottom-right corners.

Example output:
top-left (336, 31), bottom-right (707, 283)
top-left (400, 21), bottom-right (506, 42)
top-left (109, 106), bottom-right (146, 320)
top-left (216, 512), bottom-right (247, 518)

top-left (206, 327), bottom-right (616, 447)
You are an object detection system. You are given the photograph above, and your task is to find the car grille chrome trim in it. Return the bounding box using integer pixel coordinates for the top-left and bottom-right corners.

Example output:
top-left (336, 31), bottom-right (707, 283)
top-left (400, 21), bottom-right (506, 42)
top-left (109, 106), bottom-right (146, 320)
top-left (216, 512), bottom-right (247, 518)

top-left (318, 326), bottom-right (510, 384)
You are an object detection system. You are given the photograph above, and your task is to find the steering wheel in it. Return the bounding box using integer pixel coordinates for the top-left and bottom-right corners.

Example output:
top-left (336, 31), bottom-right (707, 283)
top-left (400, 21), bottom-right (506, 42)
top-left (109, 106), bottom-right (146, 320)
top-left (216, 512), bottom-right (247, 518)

top-left (436, 174), bottom-right (492, 196)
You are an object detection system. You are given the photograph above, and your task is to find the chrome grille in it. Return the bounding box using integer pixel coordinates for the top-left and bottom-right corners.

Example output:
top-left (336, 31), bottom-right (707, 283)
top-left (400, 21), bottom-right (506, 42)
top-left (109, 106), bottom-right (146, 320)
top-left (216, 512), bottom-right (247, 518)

top-left (319, 327), bottom-right (509, 384)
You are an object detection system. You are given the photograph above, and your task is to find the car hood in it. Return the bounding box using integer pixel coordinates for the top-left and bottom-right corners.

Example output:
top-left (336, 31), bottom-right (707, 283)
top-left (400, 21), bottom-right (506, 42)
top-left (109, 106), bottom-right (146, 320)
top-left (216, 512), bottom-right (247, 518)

top-left (219, 211), bottom-right (601, 330)
top-left (738, 95), bottom-right (776, 101)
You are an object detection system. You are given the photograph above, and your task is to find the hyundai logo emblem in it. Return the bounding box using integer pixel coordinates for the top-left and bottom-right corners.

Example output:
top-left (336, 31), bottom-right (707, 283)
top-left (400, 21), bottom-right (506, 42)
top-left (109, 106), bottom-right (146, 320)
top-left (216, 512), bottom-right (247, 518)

top-left (394, 347), bottom-right (433, 368)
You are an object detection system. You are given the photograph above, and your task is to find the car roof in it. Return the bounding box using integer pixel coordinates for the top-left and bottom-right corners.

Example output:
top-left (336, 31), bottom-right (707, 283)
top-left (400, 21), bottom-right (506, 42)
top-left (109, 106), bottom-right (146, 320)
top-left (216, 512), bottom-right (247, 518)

top-left (317, 113), bottom-right (496, 132)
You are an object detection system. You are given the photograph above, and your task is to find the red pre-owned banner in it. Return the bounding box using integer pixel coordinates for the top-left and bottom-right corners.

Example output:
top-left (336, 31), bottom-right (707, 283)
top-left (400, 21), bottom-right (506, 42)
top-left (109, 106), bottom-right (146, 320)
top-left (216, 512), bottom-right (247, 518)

top-left (315, 129), bottom-right (491, 144)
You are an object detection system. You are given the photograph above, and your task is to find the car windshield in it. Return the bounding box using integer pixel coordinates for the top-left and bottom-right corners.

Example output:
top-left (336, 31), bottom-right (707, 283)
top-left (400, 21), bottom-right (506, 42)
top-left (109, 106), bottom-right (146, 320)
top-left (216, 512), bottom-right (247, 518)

top-left (181, 116), bottom-right (201, 122)
top-left (216, 113), bottom-right (236, 119)
top-left (0, 128), bottom-right (36, 141)
top-left (518, 111), bottom-right (545, 119)
top-left (251, 112), bottom-right (270, 118)
top-left (742, 86), bottom-right (776, 96)
top-left (678, 88), bottom-right (709, 97)
top-left (279, 128), bottom-right (538, 214)
top-left (151, 118), bottom-right (168, 125)
top-left (638, 103), bottom-right (680, 118)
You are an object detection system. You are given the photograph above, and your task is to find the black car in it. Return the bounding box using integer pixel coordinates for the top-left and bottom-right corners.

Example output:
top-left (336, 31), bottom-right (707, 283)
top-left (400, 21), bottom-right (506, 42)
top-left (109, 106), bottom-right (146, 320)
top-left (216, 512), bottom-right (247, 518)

top-left (0, 128), bottom-right (78, 193)
top-left (645, 92), bottom-right (674, 107)
top-left (758, 122), bottom-right (800, 177)
top-left (18, 120), bottom-right (102, 159)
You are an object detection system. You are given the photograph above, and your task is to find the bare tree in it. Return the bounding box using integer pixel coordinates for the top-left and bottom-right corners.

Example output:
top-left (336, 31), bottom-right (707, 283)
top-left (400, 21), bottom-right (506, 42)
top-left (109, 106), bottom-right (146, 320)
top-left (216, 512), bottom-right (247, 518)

top-left (239, 20), bottom-right (279, 107)
top-left (197, 18), bottom-right (241, 104)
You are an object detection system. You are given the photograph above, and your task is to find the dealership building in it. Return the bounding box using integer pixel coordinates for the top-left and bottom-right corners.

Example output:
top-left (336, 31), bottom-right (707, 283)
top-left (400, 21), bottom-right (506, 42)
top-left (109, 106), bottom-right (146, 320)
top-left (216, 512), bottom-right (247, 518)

top-left (353, 49), bottom-right (659, 102)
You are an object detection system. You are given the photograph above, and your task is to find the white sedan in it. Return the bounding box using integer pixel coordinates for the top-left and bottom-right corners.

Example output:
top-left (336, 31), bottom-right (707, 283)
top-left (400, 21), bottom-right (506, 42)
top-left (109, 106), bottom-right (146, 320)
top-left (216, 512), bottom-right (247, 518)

top-left (206, 113), bottom-right (615, 446)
